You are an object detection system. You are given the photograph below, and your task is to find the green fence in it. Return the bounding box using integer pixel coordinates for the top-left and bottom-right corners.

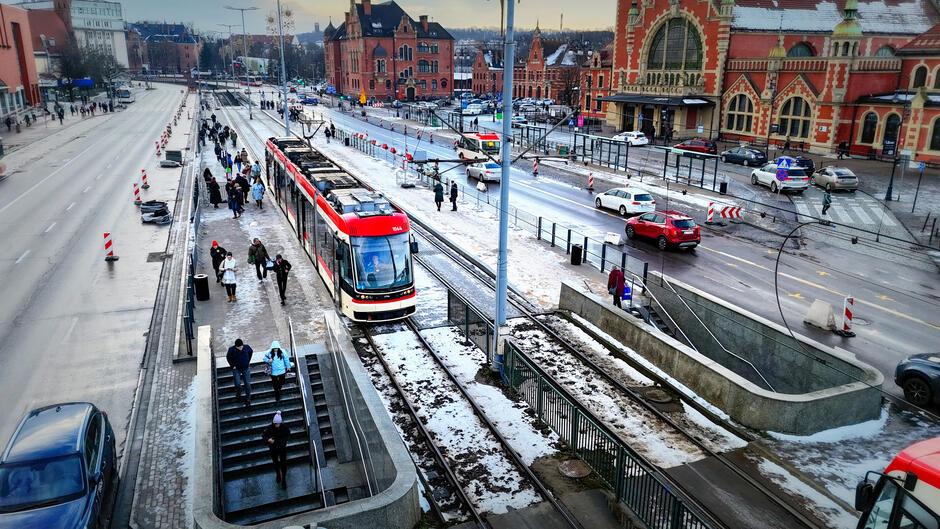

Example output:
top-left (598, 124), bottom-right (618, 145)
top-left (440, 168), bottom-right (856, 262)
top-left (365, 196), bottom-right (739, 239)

top-left (504, 340), bottom-right (713, 529)
top-left (447, 289), bottom-right (494, 362)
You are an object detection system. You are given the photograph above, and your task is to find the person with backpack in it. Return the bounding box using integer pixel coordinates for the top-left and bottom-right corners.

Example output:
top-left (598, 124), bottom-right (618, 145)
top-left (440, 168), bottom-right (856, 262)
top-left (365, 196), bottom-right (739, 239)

top-left (263, 341), bottom-right (293, 402)
top-left (251, 178), bottom-right (265, 208)
top-left (607, 266), bottom-right (625, 309)
top-left (272, 254), bottom-right (292, 305)
top-left (433, 180), bottom-right (444, 211)
top-left (248, 238), bottom-right (270, 281)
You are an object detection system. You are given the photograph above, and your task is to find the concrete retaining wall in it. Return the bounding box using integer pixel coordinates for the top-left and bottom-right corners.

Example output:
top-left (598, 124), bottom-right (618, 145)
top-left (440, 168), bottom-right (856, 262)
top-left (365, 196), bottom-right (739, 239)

top-left (557, 279), bottom-right (883, 435)
top-left (193, 319), bottom-right (420, 529)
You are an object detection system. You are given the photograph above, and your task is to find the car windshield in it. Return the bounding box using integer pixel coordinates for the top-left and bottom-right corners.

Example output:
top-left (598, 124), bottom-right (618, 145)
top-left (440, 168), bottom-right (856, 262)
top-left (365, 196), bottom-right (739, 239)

top-left (633, 193), bottom-right (654, 201)
top-left (672, 219), bottom-right (696, 228)
top-left (351, 233), bottom-right (413, 291)
top-left (484, 163), bottom-right (501, 169)
top-left (0, 455), bottom-right (85, 513)
top-left (479, 140), bottom-right (500, 153)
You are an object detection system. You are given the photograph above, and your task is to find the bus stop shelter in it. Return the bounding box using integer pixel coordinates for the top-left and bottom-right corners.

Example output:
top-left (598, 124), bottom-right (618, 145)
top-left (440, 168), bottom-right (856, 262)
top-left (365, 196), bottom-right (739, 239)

top-left (658, 147), bottom-right (721, 191)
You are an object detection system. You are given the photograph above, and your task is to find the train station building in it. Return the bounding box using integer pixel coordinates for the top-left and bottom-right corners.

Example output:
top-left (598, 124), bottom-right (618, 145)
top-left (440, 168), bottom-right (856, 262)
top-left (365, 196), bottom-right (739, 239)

top-left (594, 0), bottom-right (940, 162)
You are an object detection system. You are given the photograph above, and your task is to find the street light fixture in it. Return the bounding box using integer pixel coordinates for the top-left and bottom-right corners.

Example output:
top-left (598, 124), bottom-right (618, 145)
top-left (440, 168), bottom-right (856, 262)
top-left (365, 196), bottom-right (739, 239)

top-left (218, 23), bottom-right (239, 88)
top-left (224, 5), bottom-right (259, 119)
top-left (885, 91), bottom-right (910, 202)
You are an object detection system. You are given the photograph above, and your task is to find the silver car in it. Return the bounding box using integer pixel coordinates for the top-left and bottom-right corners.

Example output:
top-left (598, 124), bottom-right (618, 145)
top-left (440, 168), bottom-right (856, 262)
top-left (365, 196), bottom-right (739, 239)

top-left (812, 166), bottom-right (858, 192)
top-left (467, 162), bottom-right (502, 182)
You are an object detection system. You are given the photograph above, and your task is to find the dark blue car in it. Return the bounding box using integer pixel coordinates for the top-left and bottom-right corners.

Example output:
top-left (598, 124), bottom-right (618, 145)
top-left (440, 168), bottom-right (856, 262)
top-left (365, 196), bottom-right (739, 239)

top-left (300, 97), bottom-right (318, 105)
top-left (0, 403), bottom-right (116, 529)
top-left (896, 353), bottom-right (940, 407)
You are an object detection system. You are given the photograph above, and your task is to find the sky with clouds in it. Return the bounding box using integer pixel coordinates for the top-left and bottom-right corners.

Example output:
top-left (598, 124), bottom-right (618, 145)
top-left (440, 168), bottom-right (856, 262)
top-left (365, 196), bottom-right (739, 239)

top-left (1, 0), bottom-right (616, 34)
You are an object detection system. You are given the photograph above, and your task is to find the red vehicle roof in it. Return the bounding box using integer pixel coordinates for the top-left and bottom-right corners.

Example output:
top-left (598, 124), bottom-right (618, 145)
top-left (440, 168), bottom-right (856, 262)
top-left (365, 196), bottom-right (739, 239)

top-left (476, 133), bottom-right (500, 141)
top-left (886, 437), bottom-right (940, 491)
top-left (655, 210), bottom-right (693, 219)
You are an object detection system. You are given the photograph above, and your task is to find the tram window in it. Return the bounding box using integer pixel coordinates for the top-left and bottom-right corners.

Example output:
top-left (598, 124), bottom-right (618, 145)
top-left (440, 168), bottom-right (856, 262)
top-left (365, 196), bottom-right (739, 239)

top-left (315, 210), bottom-right (329, 263)
top-left (863, 481), bottom-right (897, 529)
top-left (303, 196), bottom-right (315, 241)
top-left (898, 494), bottom-right (939, 529)
top-left (338, 242), bottom-right (353, 283)
top-left (351, 233), bottom-right (412, 290)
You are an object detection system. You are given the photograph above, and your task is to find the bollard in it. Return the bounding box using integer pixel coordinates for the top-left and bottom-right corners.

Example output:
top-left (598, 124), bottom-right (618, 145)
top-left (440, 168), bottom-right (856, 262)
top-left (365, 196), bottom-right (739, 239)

top-left (588, 172), bottom-right (594, 191)
top-left (133, 182), bottom-right (142, 204)
top-left (103, 232), bottom-right (119, 261)
top-left (533, 158), bottom-right (539, 177)
top-left (706, 202), bottom-right (714, 223)
top-left (141, 169), bottom-right (150, 189)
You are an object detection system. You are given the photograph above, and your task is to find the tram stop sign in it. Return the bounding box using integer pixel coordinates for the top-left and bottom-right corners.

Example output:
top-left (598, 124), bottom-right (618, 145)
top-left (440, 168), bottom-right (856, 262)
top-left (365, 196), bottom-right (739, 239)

top-left (776, 157), bottom-right (791, 181)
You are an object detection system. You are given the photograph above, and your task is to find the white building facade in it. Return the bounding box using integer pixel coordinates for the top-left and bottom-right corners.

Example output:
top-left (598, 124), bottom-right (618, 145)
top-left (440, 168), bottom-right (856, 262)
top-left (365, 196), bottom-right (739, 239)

top-left (17, 0), bottom-right (128, 68)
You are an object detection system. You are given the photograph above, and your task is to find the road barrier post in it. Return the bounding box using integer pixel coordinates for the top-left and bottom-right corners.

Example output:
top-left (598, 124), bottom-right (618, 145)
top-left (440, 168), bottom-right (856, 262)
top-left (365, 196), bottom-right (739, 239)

top-left (133, 182), bottom-right (141, 205)
top-left (601, 244), bottom-right (607, 273)
top-left (103, 232), bottom-right (119, 261)
top-left (706, 202), bottom-right (714, 223)
top-left (141, 169), bottom-right (150, 190)
top-left (537, 217), bottom-right (542, 240)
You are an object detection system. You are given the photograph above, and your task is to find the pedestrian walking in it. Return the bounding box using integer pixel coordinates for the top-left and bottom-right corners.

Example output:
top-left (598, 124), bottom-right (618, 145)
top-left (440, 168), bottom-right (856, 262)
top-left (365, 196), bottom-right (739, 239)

top-left (324, 127), bottom-right (331, 143)
top-left (330, 122), bottom-right (336, 138)
top-left (57, 109), bottom-right (64, 125)
top-left (837, 141), bottom-right (849, 160)
top-left (263, 341), bottom-right (293, 402)
top-left (236, 173), bottom-right (251, 202)
top-left (226, 338), bottom-right (253, 406)
top-left (208, 178), bottom-right (223, 208)
top-left (273, 254), bottom-right (292, 305)
top-left (249, 238), bottom-right (271, 281)
top-left (221, 252), bottom-right (238, 302)
top-left (783, 137), bottom-right (791, 152)
top-left (261, 411), bottom-right (290, 489)
top-left (251, 160), bottom-right (262, 181)
top-left (822, 191), bottom-right (832, 216)
top-left (608, 266), bottom-right (625, 309)
top-left (229, 186), bottom-right (244, 219)
top-left (449, 180), bottom-right (458, 211)
top-left (210, 241), bottom-right (228, 282)
top-left (252, 179), bottom-right (265, 208)
top-left (433, 180), bottom-right (444, 211)
top-left (231, 130), bottom-right (238, 148)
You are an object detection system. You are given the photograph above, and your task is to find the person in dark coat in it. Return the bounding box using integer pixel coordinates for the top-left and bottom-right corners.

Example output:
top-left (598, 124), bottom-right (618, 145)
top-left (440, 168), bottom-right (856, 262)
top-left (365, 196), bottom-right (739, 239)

top-left (208, 178), bottom-right (223, 208)
top-left (261, 411), bottom-right (290, 489)
top-left (203, 167), bottom-right (214, 183)
top-left (608, 266), bottom-right (625, 309)
top-left (248, 238), bottom-right (270, 281)
top-left (226, 338), bottom-right (253, 406)
top-left (229, 186), bottom-right (244, 218)
top-left (449, 180), bottom-right (458, 211)
top-left (272, 254), bottom-right (292, 305)
top-left (433, 180), bottom-right (444, 211)
top-left (236, 173), bottom-right (251, 201)
top-left (210, 241), bottom-right (228, 282)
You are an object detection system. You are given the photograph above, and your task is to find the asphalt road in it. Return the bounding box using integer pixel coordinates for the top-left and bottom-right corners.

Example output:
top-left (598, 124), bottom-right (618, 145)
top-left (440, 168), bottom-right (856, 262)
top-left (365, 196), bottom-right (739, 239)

top-left (0, 84), bottom-right (184, 447)
top-left (250, 93), bottom-right (939, 399)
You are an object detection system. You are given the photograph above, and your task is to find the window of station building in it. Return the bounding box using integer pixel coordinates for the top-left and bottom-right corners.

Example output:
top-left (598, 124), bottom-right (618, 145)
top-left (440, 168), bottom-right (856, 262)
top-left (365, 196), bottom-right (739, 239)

top-left (860, 112), bottom-right (878, 143)
top-left (725, 93), bottom-right (754, 132)
top-left (912, 66), bottom-right (928, 88)
top-left (418, 60), bottom-right (430, 73)
top-left (931, 119), bottom-right (940, 150)
top-left (787, 43), bottom-right (814, 57)
top-left (884, 114), bottom-right (901, 144)
top-left (398, 45), bottom-right (413, 61)
top-left (370, 79), bottom-right (375, 90)
top-left (779, 97), bottom-right (812, 138)
top-left (376, 59), bottom-right (386, 73)
top-left (646, 17), bottom-right (702, 71)
top-left (432, 79), bottom-right (438, 89)
top-left (874, 45), bottom-right (895, 57)
top-left (934, 67), bottom-right (940, 89)
top-left (386, 79), bottom-right (391, 89)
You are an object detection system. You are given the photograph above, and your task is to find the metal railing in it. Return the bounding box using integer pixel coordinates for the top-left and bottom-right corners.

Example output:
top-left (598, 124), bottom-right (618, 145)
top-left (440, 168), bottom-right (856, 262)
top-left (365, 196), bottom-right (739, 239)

top-left (288, 317), bottom-right (327, 507)
top-left (504, 340), bottom-right (713, 529)
top-left (210, 353), bottom-right (228, 520)
top-left (447, 289), bottom-right (495, 361)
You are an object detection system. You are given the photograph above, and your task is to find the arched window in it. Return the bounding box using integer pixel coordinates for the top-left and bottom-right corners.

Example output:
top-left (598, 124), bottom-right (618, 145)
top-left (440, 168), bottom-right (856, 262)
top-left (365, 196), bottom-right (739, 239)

top-left (912, 66), bottom-right (928, 88)
top-left (874, 45), bottom-right (895, 57)
top-left (779, 97), bottom-right (812, 139)
top-left (432, 60), bottom-right (439, 73)
top-left (884, 114), bottom-right (901, 144)
top-left (398, 45), bottom-right (412, 61)
top-left (646, 18), bottom-right (702, 71)
top-left (418, 60), bottom-right (430, 73)
top-left (931, 119), bottom-right (940, 150)
top-left (725, 94), bottom-right (754, 132)
top-left (842, 42), bottom-right (850, 56)
top-left (376, 59), bottom-right (386, 73)
top-left (860, 112), bottom-right (878, 143)
top-left (787, 43), bottom-right (814, 57)
top-left (934, 68), bottom-right (940, 89)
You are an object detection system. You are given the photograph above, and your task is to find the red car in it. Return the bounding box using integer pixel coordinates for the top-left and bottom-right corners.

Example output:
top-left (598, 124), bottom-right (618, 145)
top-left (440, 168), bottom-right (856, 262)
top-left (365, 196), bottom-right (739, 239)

top-left (625, 210), bottom-right (701, 250)
top-left (673, 139), bottom-right (718, 155)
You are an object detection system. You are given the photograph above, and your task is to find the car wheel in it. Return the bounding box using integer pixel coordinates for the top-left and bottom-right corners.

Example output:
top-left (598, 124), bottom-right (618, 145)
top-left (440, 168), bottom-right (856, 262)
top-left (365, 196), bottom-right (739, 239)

top-left (850, 188), bottom-right (856, 193)
top-left (826, 183), bottom-right (832, 192)
top-left (657, 236), bottom-right (668, 251)
top-left (458, 152), bottom-right (464, 159)
top-left (902, 376), bottom-right (933, 407)
top-left (626, 225), bottom-right (636, 239)
top-left (742, 159), bottom-right (749, 167)
top-left (720, 155), bottom-right (727, 163)
top-left (467, 170), bottom-right (473, 179)
top-left (771, 181), bottom-right (779, 193)
top-left (751, 174), bottom-right (758, 185)
top-left (595, 197), bottom-right (603, 208)
top-left (619, 205), bottom-right (627, 216)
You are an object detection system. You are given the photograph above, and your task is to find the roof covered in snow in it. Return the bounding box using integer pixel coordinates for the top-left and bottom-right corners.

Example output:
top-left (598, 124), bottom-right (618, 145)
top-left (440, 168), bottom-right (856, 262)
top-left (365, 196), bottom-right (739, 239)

top-left (731, 0), bottom-right (939, 35)
top-left (329, 1), bottom-right (453, 42)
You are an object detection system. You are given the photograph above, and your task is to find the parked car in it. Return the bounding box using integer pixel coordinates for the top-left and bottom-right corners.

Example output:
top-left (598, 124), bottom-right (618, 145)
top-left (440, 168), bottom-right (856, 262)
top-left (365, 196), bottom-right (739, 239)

top-left (510, 116), bottom-right (527, 127)
top-left (776, 155), bottom-right (815, 174)
top-left (749, 162), bottom-right (810, 193)
top-left (812, 166), bottom-right (858, 192)
top-left (625, 210), bottom-right (701, 250)
top-left (467, 162), bottom-right (502, 182)
top-left (300, 97), bottom-right (318, 105)
top-left (719, 146), bottom-right (767, 166)
top-left (673, 139), bottom-right (718, 155)
top-left (594, 187), bottom-right (656, 216)
top-left (895, 353), bottom-right (940, 406)
top-left (612, 131), bottom-right (650, 146)
top-left (462, 104), bottom-right (483, 116)
top-left (0, 403), bottom-right (117, 528)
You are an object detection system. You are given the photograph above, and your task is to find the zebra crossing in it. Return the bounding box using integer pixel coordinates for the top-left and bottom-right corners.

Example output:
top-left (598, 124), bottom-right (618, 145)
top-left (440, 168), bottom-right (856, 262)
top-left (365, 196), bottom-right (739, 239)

top-left (791, 191), bottom-right (898, 229)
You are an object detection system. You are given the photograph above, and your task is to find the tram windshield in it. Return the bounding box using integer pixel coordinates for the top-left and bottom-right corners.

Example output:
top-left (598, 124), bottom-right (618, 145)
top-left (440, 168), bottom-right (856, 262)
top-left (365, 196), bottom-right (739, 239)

top-left (351, 233), bottom-right (413, 291)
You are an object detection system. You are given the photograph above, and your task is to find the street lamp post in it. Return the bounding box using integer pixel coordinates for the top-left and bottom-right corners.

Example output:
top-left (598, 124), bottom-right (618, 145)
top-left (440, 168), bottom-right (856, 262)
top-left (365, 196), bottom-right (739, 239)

top-left (225, 5), bottom-right (259, 119)
top-left (276, 0), bottom-right (289, 135)
top-left (885, 93), bottom-right (911, 202)
top-left (218, 24), bottom-right (239, 89)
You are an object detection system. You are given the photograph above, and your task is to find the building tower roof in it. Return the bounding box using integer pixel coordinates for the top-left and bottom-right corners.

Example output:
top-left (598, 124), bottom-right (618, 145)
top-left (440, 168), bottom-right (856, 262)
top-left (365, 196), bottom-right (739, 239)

top-left (833, 0), bottom-right (862, 36)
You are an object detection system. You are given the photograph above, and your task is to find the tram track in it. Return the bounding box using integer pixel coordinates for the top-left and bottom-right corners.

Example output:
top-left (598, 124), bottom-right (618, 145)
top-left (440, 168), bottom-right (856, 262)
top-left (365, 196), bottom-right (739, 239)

top-left (219, 92), bottom-right (822, 529)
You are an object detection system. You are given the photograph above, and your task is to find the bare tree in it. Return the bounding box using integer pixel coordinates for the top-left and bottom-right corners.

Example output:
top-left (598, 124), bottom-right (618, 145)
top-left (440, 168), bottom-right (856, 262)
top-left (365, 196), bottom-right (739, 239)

top-left (148, 41), bottom-right (181, 73)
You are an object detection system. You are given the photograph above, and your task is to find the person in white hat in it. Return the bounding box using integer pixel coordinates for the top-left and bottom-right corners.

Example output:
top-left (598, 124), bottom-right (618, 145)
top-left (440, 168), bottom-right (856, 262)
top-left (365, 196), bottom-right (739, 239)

top-left (261, 410), bottom-right (290, 488)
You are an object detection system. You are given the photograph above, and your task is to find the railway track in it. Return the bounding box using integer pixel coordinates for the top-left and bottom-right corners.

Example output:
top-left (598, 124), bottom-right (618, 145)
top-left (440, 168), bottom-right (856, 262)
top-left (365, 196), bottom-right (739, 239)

top-left (217, 91), bottom-right (822, 529)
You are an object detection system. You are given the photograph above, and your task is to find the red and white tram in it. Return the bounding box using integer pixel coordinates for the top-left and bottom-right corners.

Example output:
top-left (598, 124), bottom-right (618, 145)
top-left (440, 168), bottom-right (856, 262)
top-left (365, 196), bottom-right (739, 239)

top-left (265, 136), bottom-right (417, 322)
top-left (856, 437), bottom-right (940, 528)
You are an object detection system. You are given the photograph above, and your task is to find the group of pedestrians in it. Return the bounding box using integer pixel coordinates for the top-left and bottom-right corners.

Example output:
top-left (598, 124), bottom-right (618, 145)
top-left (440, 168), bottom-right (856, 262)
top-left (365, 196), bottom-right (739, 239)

top-left (433, 179), bottom-right (460, 212)
top-left (210, 238), bottom-right (293, 305)
top-left (226, 338), bottom-right (294, 489)
top-left (202, 118), bottom-right (265, 218)
top-left (260, 100), bottom-right (276, 110)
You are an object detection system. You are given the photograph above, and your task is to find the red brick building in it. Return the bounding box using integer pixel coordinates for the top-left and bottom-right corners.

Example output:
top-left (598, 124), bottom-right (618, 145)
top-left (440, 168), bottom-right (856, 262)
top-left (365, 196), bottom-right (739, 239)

top-left (324, 0), bottom-right (454, 101)
top-left (594, 0), bottom-right (940, 161)
top-left (511, 25), bottom-right (582, 105)
top-left (471, 45), bottom-right (503, 96)
top-left (0, 4), bottom-right (41, 118)
top-left (581, 42), bottom-right (614, 120)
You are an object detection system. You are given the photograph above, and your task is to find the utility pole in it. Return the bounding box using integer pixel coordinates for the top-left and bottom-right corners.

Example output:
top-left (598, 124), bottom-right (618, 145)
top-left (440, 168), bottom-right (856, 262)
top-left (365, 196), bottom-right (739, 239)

top-left (492, 0), bottom-right (517, 370)
top-left (225, 5), bottom-right (259, 119)
top-left (277, 0), bottom-right (289, 135)
top-left (218, 23), bottom-right (239, 88)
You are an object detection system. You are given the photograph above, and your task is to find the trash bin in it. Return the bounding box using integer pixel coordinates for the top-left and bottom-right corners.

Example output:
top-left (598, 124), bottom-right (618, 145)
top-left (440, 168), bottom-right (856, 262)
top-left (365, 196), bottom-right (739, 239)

top-left (719, 181), bottom-right (728, 195)
top-left (194, 274), bottom-right (210, 301)
top-left (570, 244), bottom-right (583, 265)
top-left (344, 136), bottom-right (350, 146)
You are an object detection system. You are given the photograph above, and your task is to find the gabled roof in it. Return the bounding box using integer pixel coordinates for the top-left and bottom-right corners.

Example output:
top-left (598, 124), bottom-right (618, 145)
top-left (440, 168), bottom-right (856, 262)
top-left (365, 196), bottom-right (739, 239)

top-left (27, 10), bottom-right (68, 54)
top-left (129, 22), bottom-right (198, 44)
top-left (898, 22), bottom-right (940, 54)
top-left (329, 1), bottom-right (453, 42)
top-left (732, 0), bottom-right (938, 35)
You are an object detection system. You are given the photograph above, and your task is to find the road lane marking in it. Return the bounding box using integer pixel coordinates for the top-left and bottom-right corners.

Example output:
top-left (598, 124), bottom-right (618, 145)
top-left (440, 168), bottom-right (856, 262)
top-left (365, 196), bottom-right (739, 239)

top-left (82, 186), bottom-right (90, 193)
top-left (880, 212), bottom-right (898, 227)
top-left (66, 202), bottom-right (76, 211)
top-left (876, 295), bottom-right (895, 302)
top-left (828, 205), bottom-right (851, 224)
top-left (61, 317), bottom-right (79, 343)
top-left (816, 270), bottom-right (831, 276)
top-left (851, 204), bottom-right (874, 224)
top-left (788, 293), bottom-right (806, 299)
top-left (44, 222), bottom-right (56, 233)
top-left (0, 141), bottom-right (100, 217)
top-left (15, 250), bottom-right (30, 264)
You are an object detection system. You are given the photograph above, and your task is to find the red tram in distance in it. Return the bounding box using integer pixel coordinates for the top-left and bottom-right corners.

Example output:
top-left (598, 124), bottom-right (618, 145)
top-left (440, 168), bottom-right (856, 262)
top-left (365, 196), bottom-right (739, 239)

top-left (264, 136), bottom-right (417, 322)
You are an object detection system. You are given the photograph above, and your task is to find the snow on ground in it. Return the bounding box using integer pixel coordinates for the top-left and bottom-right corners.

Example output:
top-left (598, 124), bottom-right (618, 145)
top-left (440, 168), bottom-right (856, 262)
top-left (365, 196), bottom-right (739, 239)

top-left (419, 326), bottom-right (561, 465)
top-left (371, 330), bottom-right (542, 514)
top-left (412, 263), bottom-right (450, 328)
top-left (749, 455), bottom-right (858, 529)
top-left (181, 380), bottom-right (197, 529)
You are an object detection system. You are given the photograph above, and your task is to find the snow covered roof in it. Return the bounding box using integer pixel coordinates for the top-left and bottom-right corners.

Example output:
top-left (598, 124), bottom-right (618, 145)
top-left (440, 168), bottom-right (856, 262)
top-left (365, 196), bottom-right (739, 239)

top-left (561, 50), bottom-right (578, 66)
top-left (545, 43), bottom-right (568, 66)
top-left (732, 0), bottom-right (938, 35)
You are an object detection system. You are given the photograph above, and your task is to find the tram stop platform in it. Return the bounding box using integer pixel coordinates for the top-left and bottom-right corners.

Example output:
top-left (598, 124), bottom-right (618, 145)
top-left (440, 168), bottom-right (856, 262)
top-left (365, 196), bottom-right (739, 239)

top-left (192, 312), bottom-right (419, 528)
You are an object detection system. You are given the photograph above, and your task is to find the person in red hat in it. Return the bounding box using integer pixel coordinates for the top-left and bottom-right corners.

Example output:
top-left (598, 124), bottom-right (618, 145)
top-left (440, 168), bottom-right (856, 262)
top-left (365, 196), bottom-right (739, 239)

top-left (210, 241), bottom-right (227, 283)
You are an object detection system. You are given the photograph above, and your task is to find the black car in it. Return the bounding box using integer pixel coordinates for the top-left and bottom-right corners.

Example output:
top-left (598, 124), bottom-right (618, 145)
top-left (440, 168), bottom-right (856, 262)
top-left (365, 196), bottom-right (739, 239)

top-left (776, 155), bottom-right (815, 174)
top-left (0, 403), bottom-right (117, 528)
top-left (720, 147), bottom-right (767, 166)
top-left (895, 353), bottom-right (940, 406)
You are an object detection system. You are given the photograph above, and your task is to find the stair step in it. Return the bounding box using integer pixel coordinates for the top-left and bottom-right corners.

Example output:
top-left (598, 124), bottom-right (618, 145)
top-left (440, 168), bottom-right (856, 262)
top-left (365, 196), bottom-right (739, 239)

top-left (221, 418), bottom-right (306, 444)
top-left (222, 442), bottom-right (310, 470)
top-left (221, 436), bottom-right (309, 461)
top-left (219, 412), bottom-right (305, 435)
top-left (225, 491), bottom-right (325, 525)
top-left (219, 396), bottom-right (302, 417)
top-left (221, 450), bottom-right (311, 480)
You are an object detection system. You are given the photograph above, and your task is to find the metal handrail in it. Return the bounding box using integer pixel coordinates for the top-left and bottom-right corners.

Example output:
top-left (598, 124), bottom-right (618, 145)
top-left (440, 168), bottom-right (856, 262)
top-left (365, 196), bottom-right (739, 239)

top-left (659, 275), bottom-right (776, 392)
top-left (288, 317), bottom-right (326, 507)
top-left (210, 354), bottom-right (228, 520)
top-left (627, 270), bottom-right (698, 350)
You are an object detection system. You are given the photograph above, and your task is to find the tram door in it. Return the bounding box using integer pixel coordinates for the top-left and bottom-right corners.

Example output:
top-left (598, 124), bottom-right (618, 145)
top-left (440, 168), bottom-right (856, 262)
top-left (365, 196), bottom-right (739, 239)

top-left (332, 235), bottom-right (343, 310)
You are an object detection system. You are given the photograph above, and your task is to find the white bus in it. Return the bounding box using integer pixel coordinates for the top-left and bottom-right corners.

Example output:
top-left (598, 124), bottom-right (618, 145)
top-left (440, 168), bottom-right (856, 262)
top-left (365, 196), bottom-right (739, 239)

top-left (457, 132), bottom-right (501, 162)
top-left (116, 88), bottom-right (135, 103)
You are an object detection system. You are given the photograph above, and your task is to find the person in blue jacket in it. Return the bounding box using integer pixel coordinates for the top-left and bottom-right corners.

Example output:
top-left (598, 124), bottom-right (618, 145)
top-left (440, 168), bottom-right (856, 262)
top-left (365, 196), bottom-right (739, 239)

top-left (263, 341), bottom-right (293, 401)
